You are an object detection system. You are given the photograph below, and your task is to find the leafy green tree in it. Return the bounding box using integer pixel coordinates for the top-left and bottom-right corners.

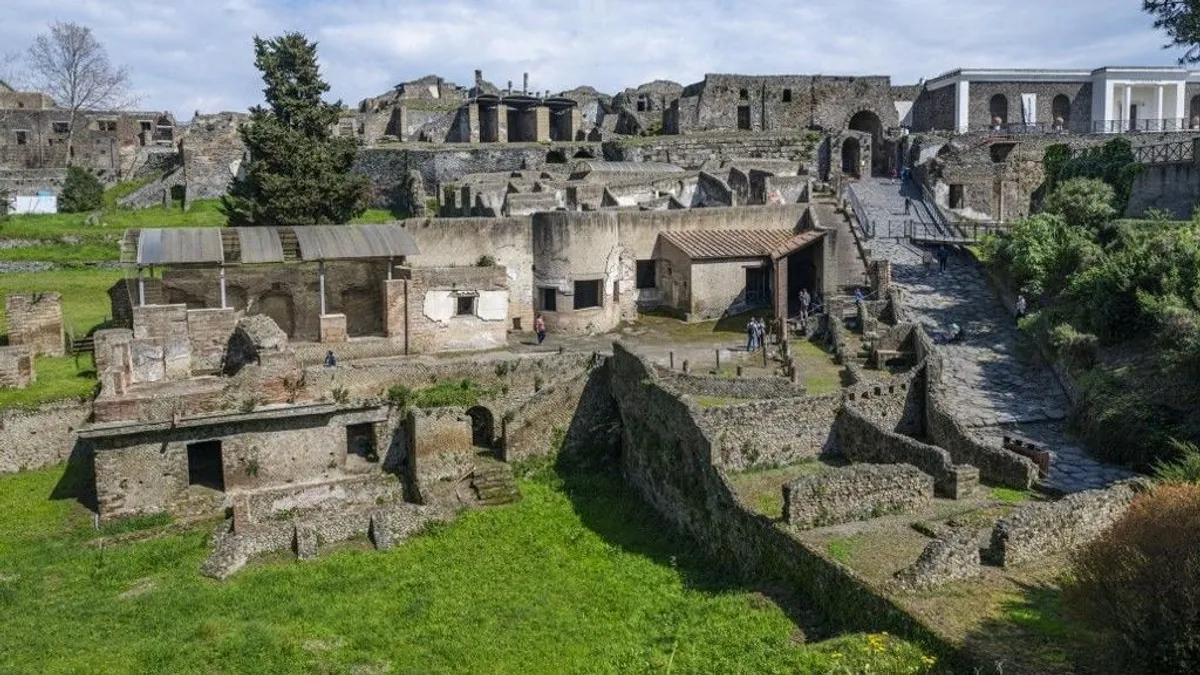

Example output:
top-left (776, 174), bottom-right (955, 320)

top-left (59, 165), bottom-right (104, 213)
top-left (222, 33), bottom-right (368, 226)
top-left (1145, 0), bottom-right (1200, 63)
top-left (1043, 177), bottom-right (1117, 231)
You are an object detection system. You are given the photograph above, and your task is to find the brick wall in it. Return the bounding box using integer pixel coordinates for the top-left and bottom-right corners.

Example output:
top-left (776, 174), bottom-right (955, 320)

top-left (0, 346), bottom-right (34, 389)
top-left (782, 463), bottom-right (933, 529)
top-left (5, 292), bottom-right (64, 356)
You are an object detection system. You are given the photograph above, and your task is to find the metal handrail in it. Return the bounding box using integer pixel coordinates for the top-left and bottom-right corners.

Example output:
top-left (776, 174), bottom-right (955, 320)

top-left (842, 185), bottom-right (874, 239)
top-left (1091, 118), bottom-right (1190, 134)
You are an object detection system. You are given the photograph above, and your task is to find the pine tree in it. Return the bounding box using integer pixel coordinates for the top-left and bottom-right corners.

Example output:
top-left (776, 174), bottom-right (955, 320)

top-left (59, 165), bottom-right (104, 213)
top-left (222, 33), bottom-right (368, 226)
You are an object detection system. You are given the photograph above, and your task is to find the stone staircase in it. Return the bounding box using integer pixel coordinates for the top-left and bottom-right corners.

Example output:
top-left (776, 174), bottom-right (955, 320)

top-left (470, 457), bottom-right (522, 506)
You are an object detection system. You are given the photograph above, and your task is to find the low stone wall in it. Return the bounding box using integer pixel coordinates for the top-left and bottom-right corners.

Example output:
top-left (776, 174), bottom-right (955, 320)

top-left (503, 361), bottom-right (616, 462)
top-left (783, 463), bottom-right (933, 530)
top-left (837, 406), bottom-right (974, 498)
top-left (654, 366), bottom-right (808, 399)
top-left (698, 395), bottom-right (840, 470)
top-left (237, 474), bottom-right (403, 525)
top-left (202, 501), bottom-right (454, 579)
top-left (894, 529), bottom-right (984, 590)
top-left (0, 401), bottom-right (92, 473)
top-left (988, 480), bottom-right (1146, 567)
top-left (842, 367), bottom-right (923, 435)
top-left (0, 346), bottom-right (34, 389)
top-left (5, 292), bottom-right (65, 357)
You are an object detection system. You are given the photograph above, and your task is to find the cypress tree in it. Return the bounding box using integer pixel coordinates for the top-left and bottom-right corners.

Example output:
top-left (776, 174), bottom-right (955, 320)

top-left (223, 33), bottom-right (369, 226)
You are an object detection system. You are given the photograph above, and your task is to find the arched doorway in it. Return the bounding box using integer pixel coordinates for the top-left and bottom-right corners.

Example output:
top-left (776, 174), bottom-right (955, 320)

top-left (989, 94), bottom-right (1009, 128)
top-left (848, 110), bottom-right (885, 176)
top-left (841, 137), bottom-right (861, 178)
top-left (545, 149), bottom-right (567, 164)
top-left (466, 406), bottom-right (495, 449)
top-left (1052, 95), bottom-right (1071, 131)
top-left (255, 291), bottom-right (295, 337)
top-left (1190, 95), bottom-right (1200, 129)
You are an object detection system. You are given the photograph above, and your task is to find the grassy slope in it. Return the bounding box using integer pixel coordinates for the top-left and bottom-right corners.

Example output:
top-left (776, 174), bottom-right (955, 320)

top-left (0, 356), bottom-right (95, 410)
top-left (0, 267), bottom-right (124, 338)
top-left (0, 462), bottom-right (943, 675)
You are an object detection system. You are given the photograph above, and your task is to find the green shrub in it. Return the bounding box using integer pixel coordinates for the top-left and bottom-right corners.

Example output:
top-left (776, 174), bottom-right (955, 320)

top-left (476, 254), bottom-right (496, 267)
top-left (386, 384), bottom-right (413, 408)
top-left (60, 166), bottom-right (105, 213)
top-left (1043, 177), bottom-right (1116, 232)
top-left (1154, 440), bottom-right (1200, 485)
top-left (1064, 484), bottom-right (1200, 674)
top-left (1050, 323), bottom-right (1098, 370)
top-left (412, 379), bottom-right (482, 408)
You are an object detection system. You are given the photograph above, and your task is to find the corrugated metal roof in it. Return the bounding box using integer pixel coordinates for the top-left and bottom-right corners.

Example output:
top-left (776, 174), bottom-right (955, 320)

top-left (659, 229), bottom-right (796, 260)
top-left (769, 230), bottom-right (827, 260)
top-left (292, 224), bottom-right (419, 260)
top-left (236, 227), bottom-right (285, 264)
top-left (125, 224), bottom-right (420, 265)
top-left (137, 228), bottom-right (224, 265)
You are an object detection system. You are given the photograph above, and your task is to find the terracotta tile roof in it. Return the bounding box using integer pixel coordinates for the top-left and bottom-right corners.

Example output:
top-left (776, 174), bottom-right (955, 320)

top-left (769, 229), bottom-right (827, 260)
top-left (659, 229), bottom-right (797, 260)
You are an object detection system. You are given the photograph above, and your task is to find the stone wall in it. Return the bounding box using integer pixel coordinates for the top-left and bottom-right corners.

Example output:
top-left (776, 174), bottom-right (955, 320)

top-left (603, 132), bottom-right (821, 173)
top-left (0, 400), bottom-right (92, 473)
top-left (132, 304), bottom-right (192, 381)
top-left (503, 359), bottom-right (615, 463)
top-left (782, 463), bottom-right (933, 530)
top-left (838, 405), bottom-right (975, 498)
top-left (987, 480), bottom-right (1146, 567)
top-left (0, 346), bottom-right (34, 389)
top-left (608, 343), bottom-right (957, 650)
top-left (408, 266), bottom-right (508, 353)
top-left (894, 529), bottom-right (984, 590)
top-left (654, 366), bottom-right (808, 399)
top-left (699, 395), bottom-right (840, 470)
top-left (1126, 157), bottom-right (1200, 218)
top-left (407, 407), bottom-right (474, 499)
top-left (187, 308), bottom-right (238, 373)
top-left (5, 292), bottom-right (65, 356)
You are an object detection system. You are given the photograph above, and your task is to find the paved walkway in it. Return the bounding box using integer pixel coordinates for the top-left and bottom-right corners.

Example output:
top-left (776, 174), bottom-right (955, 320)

top-left (848, 178), bottom-right (1134, 493)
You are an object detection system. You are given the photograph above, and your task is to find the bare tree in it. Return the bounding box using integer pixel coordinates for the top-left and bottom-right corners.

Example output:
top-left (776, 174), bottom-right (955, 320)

top-left (25, 21), bottom-right (133, 164)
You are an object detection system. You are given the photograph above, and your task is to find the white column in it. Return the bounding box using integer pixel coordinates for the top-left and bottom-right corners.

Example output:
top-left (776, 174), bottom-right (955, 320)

top-left (1156, 85), bottom-right (1165, 130)
top-left (219, 266), bottom-right (227, 309)
top-left (955, 80), bottom-right (970, 133)
top-left (1124, 84), bottom-right (1133, 129)
top-left (1176, 82), bottom-right (1187, 125)
top-left (318, 261), bottom-right (327, 316)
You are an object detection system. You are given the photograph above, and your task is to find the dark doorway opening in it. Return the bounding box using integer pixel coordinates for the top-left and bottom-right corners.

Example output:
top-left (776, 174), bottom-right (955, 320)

top-left (745, 267), bottom-right (769, 305)
top-left (574, 280), bottom-right (601, 309)
top-left (737, 105), bottom-right (751, 130)
top-left (347, 423), bottom-right (379, 462)
top-left (786, 247), bottom-right (818, 317)
top-left (540, 287), bottom-right (557, 312)
top-left (949, 184), bottom-right (965, 209)
top-left (466, 406), bottom-right (495, 449)
top-left (848, 110), bottom-right (885, 175)
top-left (186, 441), bottom-right (225, 491)
top-left (841, 138), bottom-right (861, 178)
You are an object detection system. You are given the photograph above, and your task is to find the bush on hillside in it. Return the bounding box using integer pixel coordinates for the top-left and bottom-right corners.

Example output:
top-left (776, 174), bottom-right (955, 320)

top-left (1043, 177), bottom-right (1117, 232)
top-left (1063, 484), bottom-right (1200, 674)
top-left (59, 166), bottom-right (104, 213)
top-left (1050, 323), bottom-right (1097, 369)
top-left (1154, 440), bottom-right (1200, 485)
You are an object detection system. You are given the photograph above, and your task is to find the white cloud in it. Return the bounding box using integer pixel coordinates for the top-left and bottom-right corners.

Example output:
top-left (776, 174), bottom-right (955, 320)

top-left (0, 0), bottom-right (1187, 119)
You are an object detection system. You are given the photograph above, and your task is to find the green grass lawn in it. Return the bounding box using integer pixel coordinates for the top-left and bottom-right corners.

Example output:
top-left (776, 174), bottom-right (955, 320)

top-left (0, 461), bottom-right (945, 674)
top-left (0, 267), bottom-right (124, 338)
top-left (0, 356), bottom-right (96, 409)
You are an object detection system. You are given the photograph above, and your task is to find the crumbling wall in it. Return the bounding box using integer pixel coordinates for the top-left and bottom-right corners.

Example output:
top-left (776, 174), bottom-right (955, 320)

top-left (5, 292), bottom-right (64, 356)
top-left (782, 463), bottom-right (933, 530)
top-left (408, 266), bottom-right (508, 353)
top-left (699, 396), bottom-right (840, 470)
top-left (0, 401), bottom-right (91, 473)
top-left (988, 480), bottom-right (1147, 567)
top-left (0, 346), bottom-right (34, 389)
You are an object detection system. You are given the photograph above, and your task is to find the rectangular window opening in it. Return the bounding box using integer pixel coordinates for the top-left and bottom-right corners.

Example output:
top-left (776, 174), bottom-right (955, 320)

top-left (51, 121), bottom-right (70, 134)
top-left (949, 184), bottom-right (964, 209)
top-left (346, 423), bottom-right (379, 462)
top-left (14, 130), bottom-right (27, 145)
top-left (574, 280), bottom-right (601, 310)
top-left (636, 260), bottom-right (656, 289)
top-left (139, 120), bottom-right (153, 132)
top-left (782, 89), bottom-right (793, 103)
top-left (186, 440), bottom-right (225, 491)
top-left (455, 295), bottom-right (476, 316)
top-left (98, 120), bottom-right (117, 132)
top-left (540, 287), bottom-right (557, 312)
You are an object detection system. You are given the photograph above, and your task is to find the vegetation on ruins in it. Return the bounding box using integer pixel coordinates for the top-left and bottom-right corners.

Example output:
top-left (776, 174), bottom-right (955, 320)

top-left (0, 460), bottom-right (946, 673)
top-left (1144, 0), bottom-right (1200, 63)
top-left (58, 166), bottom-right (104, 213)
top-left (1154, 440), bottom-right (1200, 484)
top-left (1041, 138), bottom-right (1141, 215)
top-left (24, 21), bottom-right (133, 164)
top-left (984, 159), bottom-right (1200, 468)
top-left (222, 33), bottom-right (370, 227)
top-left (1063, 483), bottom-right (1200, 674)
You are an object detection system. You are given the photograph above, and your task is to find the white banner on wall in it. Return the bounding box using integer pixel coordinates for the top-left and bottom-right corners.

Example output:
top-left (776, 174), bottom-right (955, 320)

top-left (1021, 94), bottom-right (1037, 124)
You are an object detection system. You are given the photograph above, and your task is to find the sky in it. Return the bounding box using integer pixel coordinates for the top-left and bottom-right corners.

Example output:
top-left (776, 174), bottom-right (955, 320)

top-left (0, 0), bottom-right (1189, 120)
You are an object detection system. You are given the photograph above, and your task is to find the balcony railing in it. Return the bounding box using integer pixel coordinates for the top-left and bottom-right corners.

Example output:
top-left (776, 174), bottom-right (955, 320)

top-left (978, 122), bottom-right (1070, 135)
top-left (1132, 139), bottom-right (1195, 164)
top-left (1091, 118), bottom-right (1193, 134)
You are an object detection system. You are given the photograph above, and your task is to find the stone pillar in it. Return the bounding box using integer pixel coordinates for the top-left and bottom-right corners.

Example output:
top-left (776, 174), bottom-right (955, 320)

top-left (523, 72), bottom-right (529, 95)
top-left (954, 80), bottom-right (970, 133)
top-left (1123, 84), bottom-right (1133, 129)
top-left (383, 279), bottom-right (408, 341)
top-left (469, 103), bottom-right (481, 144)
top-left (319, 314), bottom-right (348, 344)
top-left (570, 108), bottom-right (582, 141)
top-left (318, 261), bottom-right (327, 316)
top-left (534, 106), bottom-right (551, 143)
top-left (773, 256), bottom-right (789, 321)
top-left (219, 266), bottom-right (227, 309)
top-left (1176, 81), bottom-right (1187, 124)
top-left (496, 103), bottom-right (509, 144)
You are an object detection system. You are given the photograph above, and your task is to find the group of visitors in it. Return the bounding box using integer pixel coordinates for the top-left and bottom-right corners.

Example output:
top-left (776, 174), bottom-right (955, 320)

top-left (796, 287), bottom-right (824, 321)
top-left (745, 317), bottom-right (768, 351)
top-left (921, 244), bottom-right (950, 275)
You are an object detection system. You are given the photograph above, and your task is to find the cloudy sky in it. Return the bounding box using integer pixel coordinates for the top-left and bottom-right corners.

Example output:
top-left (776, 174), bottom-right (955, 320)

top-left (0, 0), bottom-right (1188, 119)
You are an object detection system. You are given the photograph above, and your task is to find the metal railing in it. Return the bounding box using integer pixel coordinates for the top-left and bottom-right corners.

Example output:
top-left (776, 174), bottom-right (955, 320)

top-left (1091, 118), bottom-right (1191, 134)
top-left (918, 182), bottom-right (957, 237)
top-left (1132, 139), bottom-right (1195, 164)
top-left (842, 185), bottom-right (875, 239)
top-left (906, 219), bottom-right (1010, 245)
top-left (976, 122), bottom-right (1070, 135)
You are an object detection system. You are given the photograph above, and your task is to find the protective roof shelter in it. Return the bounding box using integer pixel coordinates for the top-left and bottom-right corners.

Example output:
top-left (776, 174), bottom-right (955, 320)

top-left (121, 224), bottom-right (421, 314)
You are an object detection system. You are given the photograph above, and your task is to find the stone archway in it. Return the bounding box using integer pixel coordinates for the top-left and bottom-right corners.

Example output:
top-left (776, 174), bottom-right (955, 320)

top-left (1190, 95), bottom-right (1200, 129)
top-left (848, 110), bottom-right (885, 176)
top-left (466, 406), bottom-right (495, 449)
top-left (841, 137), bottom-right (861, 178)
top-left (989, 94), bottom-right (1009, 127)
top-left (1052, 94), bottom-right (1071, 130)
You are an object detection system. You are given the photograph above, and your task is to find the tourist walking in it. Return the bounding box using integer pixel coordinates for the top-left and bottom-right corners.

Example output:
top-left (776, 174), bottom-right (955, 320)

top-left (937, 244), bottom-right (949, 274)
top-left (324, 350), bottom-right (337, 369)
top-left (746, 317), bottom-right (757, 351)
top-left (798, 287), bottom-right (811, 323)
top-left (754, 317), bottom-right (766, 350)
top-left (904, 197), bottom-right (912, 215)
top-left (1015, 294), bottom-right (1027, 326)
top-left (534, 314), bottom-right (547, 345)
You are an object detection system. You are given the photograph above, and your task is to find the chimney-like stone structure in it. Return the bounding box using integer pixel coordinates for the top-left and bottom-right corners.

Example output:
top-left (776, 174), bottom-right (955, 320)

top-left (523, 73), bottom-right (529, 95)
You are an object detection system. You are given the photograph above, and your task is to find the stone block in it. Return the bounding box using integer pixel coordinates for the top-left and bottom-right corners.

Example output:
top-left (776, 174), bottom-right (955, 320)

top-left (319, 314), bottom-right (348, 344)
top-left (383, 279), bottom-right (408, 340)
top-left (946, 464), bottom-right (979, 499)
top-left (93, 328), bottom-right (134, 375)
top-left (6, 292), bottom-right (65, 357)
top-left (187, 308), bottom-right (237, 373)
top-left (783, 463), bottom-right (933, 530)
top-left (894, 529), bottom-right (984, 590)
top-left (0, 346), bottom-right (35, 389)
top-left (129, 339), bottom-right (166, 384)
top-left (369, 511), bottom-right (395, 551)
top-left (293, 524), bottom-right (317, 561)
